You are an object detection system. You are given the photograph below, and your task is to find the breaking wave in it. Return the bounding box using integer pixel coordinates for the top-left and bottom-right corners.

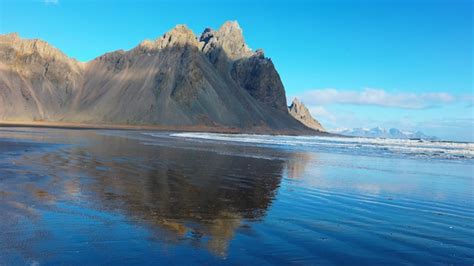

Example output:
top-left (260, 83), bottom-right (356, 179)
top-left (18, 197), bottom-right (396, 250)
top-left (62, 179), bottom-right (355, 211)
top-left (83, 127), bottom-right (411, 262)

top-left (165, 132), bottom-right (474, 161)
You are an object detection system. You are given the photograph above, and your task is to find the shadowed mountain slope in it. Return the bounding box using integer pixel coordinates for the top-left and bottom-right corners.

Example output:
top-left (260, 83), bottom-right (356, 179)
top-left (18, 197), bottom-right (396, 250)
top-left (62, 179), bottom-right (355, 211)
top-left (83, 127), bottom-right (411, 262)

top-left (0, 22), bottom-right (323, 134)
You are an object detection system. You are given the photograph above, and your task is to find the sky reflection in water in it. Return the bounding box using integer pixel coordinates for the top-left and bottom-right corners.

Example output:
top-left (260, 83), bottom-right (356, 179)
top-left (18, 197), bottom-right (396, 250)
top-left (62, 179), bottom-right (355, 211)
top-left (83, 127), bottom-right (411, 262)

top-left (0, 128), bottom-right (472, 264)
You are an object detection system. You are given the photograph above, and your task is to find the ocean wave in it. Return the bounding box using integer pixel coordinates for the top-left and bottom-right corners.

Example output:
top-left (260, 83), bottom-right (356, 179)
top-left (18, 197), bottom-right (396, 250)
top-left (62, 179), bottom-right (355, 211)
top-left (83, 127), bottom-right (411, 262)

top-left (165, 133), bottom-right (474, 161)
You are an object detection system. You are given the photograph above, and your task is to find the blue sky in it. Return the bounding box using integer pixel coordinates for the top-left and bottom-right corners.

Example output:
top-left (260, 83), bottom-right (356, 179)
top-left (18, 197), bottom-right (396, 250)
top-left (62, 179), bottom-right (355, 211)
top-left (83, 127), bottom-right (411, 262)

top-left (1, 0), bottom-right (472, 141)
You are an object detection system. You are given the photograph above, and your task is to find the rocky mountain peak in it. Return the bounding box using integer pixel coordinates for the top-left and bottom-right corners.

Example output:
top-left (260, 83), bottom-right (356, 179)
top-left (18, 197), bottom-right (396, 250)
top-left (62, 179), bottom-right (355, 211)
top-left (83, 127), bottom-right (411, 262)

top-left (1, 34), bottom-right (60, 61)
top-left (198, 21), bottom-right (288, 112)
top-left (219, 20), bottom-right (242, 31)
top-left (291, 98), bottom-right (302, 107)
top-left (217, 21), bottom-right (252, 59)
top-left (137, 39), bottom-right (156, 51)
top-left (0, 33), bottom-right (83, 74)
top-left (133, 25), bottom-right (199, 54)
top-left (217, 20), bottom-right (244, 41)
top-left (288, 98), bottom-right (325, 132)
top-left (156, 24), bottom-right (199, 49)
top-left (200, 20), bottom-right (253, 60)
top-left (1, 32), bottom-right (20, 41)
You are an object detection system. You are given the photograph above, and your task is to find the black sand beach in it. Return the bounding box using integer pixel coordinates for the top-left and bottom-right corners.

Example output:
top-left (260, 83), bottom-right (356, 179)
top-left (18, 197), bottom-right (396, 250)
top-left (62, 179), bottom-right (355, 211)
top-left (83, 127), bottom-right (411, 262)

top-left (0, 127), bottom-right (473, 264)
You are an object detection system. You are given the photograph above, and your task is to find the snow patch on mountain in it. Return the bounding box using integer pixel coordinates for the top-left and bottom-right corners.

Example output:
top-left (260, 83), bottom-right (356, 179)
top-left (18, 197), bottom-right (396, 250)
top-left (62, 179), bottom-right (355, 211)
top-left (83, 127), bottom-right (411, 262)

top-left (332, 127), bottom-right (438, 140)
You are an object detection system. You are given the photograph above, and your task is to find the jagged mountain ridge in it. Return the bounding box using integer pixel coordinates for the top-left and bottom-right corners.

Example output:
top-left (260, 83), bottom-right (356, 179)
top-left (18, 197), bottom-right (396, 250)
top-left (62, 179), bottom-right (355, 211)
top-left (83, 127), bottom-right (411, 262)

top-left (0, 21), bottom-right (321, 133)
top-left (288, 98), bottom-right (325, 132)
top-left (0, 33), bottom-right (84, 121)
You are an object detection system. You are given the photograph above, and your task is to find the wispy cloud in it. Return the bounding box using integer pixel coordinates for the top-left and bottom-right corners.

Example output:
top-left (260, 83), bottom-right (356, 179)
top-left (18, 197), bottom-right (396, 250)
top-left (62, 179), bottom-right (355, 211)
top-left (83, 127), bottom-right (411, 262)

top-left (300, 88), bottom-right (457, 109)
top-left (292, 88), bottom-right (474, 141)
top-left (307, 106), bottom-right (363, 130)
top-left (309, 106), bottom-right (335, 120)
top-left (43, 0), bottom-right (59, 5)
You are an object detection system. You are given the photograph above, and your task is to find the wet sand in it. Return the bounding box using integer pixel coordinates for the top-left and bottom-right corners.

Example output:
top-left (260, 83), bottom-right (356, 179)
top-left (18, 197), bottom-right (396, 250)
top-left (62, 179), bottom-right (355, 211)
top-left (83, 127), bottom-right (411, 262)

top-left (0, 121), bottom-right (333, 136)
top-left (0, 128), bottom-right (473, 264)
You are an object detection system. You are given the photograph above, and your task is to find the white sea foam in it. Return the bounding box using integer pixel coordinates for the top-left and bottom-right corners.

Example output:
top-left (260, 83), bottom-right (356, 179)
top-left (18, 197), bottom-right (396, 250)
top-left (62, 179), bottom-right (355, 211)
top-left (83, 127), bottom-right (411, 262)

top-left (164, 132), bottom-right (474, 160)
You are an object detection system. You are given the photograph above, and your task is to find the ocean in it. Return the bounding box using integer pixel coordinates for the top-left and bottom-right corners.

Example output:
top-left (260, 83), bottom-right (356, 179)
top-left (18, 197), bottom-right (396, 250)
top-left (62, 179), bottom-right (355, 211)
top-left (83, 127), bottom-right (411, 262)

top-left (0, 128), bottom-right (473, 264)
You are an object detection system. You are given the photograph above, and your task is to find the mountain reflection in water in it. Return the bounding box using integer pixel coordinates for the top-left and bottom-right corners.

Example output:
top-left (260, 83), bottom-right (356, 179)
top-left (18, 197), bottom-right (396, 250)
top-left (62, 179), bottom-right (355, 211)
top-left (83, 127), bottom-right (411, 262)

top-left (3, 129), bottom-right (471, 265)
top-left (3, 130), bottom-right (304, 258)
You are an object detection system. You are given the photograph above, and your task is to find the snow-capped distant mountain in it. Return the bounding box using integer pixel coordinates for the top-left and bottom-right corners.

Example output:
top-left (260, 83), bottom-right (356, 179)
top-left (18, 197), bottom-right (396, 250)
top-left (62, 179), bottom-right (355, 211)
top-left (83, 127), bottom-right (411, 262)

top-left (332, 127), bottom-right (438, 140)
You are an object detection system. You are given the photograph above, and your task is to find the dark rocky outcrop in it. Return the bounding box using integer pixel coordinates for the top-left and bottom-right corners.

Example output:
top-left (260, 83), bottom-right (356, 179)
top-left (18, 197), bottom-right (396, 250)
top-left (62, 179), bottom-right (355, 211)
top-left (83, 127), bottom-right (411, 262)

top-left (231, 51), bottom-right (288, 111)
top-left (288, 98), bottom-right (325, 132)
top-left (199, 21), bottom-right (288, 112)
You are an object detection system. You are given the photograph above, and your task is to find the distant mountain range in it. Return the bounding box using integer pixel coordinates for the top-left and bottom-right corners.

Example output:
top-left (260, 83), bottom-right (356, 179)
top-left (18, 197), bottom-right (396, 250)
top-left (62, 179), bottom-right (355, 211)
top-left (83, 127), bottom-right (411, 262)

top-left (0, 21), bottom-right (325, 134)
top-left (333, 127), bottom-right (438, 140)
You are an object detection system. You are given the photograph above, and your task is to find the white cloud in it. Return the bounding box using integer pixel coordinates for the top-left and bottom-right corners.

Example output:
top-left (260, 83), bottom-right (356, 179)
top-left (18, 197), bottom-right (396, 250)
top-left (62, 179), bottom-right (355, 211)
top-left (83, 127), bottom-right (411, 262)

top-left (306, 106), bottom-right (363, 130)
top-left (300, 88), bottom-right (456, 109)
top-left (43, 0), bottom-right (59, 5)
top-left (309, 106), bottom-right (334, 120)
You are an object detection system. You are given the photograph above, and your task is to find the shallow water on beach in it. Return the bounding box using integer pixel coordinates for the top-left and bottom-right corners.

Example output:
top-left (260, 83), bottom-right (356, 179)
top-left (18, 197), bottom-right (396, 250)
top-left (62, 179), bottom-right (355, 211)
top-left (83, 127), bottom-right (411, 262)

top-left (0, 128), bottom-right (473, 265)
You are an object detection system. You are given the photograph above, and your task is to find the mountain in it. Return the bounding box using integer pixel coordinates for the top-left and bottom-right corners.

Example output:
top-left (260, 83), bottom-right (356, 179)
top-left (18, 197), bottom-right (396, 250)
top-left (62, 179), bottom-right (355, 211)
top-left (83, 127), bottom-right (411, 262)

top-left (0, 21), bottom-right (322, 134)
top-left (288, 98), bottom-right (325, 132)
top-left (0, 33), bottom-right (84, 121)
top-left (333, 127), bottom-right (437, 140)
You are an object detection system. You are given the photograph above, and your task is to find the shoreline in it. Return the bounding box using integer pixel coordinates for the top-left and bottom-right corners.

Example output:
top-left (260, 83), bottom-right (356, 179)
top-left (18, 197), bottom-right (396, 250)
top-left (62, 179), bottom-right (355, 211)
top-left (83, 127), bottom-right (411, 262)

top-left (0, 125), bottom-right (472, 265)
top-left (0, 121), bottom-right (335, 137)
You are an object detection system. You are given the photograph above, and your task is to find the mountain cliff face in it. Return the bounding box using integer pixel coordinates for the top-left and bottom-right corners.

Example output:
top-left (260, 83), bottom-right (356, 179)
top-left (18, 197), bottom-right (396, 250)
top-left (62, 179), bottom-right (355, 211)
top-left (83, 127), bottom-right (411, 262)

top-left (288, 98), bottom-right (325, 132)
top-left (0, 22), bottom-right (321, 134)
top-left (0, 33), bottom-right (83, 121)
